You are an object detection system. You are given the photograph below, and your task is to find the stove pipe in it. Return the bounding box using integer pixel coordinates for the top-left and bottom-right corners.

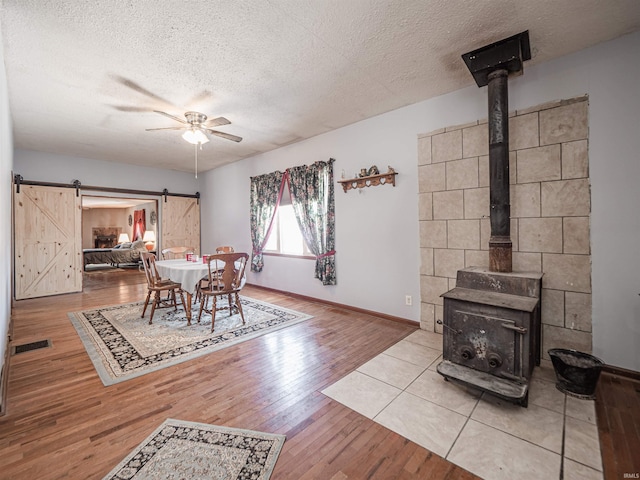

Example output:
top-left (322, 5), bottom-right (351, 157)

top-left (487, 69), bottom-right (512, 272)
top-left (462, 31), bottom-right (531, 272)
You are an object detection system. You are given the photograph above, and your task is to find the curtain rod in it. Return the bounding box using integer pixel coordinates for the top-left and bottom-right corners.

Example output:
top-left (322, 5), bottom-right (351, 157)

top-left (13, 175), bottom-right (200, 202)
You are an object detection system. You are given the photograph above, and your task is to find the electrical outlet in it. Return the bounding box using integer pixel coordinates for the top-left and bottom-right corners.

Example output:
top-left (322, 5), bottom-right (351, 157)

top-left (405, 295), bottom-right (412, 306)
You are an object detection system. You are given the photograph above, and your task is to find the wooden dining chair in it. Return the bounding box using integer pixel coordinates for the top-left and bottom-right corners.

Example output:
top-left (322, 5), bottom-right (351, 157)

top-left (197, 252), bottom-right (249, 331)
top-left (140, 252), bottom-right (185, 324)
top-left (194, 246), bottom-right (234, 303)
top-left (161, 246), bottom-right (195, 260)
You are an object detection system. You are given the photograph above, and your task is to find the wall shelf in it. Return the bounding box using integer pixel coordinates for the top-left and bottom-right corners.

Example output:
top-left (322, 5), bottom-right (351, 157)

top-left (338, 168), bottom-right (397, 193)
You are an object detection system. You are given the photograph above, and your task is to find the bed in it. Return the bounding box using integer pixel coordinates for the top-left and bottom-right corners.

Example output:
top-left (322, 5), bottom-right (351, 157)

top-left (83, 240), bottom-right (147, 269)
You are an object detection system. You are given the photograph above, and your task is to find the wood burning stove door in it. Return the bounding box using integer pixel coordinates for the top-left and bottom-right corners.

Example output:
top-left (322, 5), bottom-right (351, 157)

top-left (444, 300), bottom-right (529, 380)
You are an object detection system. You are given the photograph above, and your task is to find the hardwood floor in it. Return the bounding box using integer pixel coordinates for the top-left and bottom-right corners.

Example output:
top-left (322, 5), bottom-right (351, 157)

top-left (1, 268), bottom-right (480, 479)
top-left (595, 371), bottom-right (640, 479)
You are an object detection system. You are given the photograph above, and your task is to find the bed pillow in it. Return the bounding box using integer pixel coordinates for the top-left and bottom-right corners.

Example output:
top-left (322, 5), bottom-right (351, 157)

top-left (119, 242), bottom-right (133, 249)
top-left (132, 240), bottom-right (146, 251)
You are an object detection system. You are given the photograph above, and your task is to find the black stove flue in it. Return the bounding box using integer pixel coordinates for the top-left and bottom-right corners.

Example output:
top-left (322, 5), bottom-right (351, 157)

top-left (461, 30), bottom-right (531, 272)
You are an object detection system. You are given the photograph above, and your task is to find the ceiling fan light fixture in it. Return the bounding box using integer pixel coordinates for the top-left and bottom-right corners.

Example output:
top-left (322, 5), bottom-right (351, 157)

top-left (182, 128), bottom-right (209, 145)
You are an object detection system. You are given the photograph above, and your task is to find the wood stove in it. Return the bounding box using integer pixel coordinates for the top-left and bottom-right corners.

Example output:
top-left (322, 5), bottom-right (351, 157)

top-left (436, 31), bottom-right (542, 406)
top-left (437, 268), bottom-right (542, 406)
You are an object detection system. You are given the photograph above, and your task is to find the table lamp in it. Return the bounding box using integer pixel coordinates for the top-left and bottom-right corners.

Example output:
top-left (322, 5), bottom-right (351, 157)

top-left (142, 230), bottom-right (156, 251)
top-left (117, 233), bottom-right (130, 244)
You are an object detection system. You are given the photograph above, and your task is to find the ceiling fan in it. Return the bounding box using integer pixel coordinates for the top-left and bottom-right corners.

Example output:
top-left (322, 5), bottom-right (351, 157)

top-left (146, 110), bottom-right (242, 178)
top-left (146, 110), bottom-right (243, 144)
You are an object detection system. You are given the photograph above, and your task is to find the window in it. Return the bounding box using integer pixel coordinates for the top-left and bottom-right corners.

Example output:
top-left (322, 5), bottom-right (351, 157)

top-left (249, 160), bottom-right (335, 284)
top-left (264, 204), bottom-right (313, 257)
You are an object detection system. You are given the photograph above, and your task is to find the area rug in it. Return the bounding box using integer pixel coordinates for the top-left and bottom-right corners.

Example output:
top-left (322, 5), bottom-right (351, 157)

top-left (102, 418), bottom-right (285, 480)
top-left (69, 296), bottom-right (312, 386)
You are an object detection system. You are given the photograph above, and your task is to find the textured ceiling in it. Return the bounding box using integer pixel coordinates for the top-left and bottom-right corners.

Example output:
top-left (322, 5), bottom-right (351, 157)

top-left (1, 1), bottom-right (639, 174)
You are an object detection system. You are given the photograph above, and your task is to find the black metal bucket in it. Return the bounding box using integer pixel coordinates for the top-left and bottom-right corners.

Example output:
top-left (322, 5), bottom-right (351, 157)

top-left (548, 349), bottom-right (604, 399)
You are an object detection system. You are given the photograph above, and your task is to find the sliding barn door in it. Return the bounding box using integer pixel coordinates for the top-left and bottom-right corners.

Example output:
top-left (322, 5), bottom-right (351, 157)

top-left (14, 185), bottom-right (82, 299)
top-left (161, 197), bottom-right (200, 254)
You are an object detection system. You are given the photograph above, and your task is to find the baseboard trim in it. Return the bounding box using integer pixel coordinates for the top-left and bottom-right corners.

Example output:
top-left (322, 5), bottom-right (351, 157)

top-left (0, 338), bottom-right (10, 416)
top-left (247, 283), bottom-right (420, 327)
top-left (1, 310), bottom-right (14, 416)
top-left (602, 364), bottom-right (640, 382)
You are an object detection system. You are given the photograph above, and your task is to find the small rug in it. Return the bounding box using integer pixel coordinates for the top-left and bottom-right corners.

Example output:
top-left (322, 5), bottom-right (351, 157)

top-left (69, 296), bottom-right (312, 386)
top-left (102, 418), bottom-right (285, 480)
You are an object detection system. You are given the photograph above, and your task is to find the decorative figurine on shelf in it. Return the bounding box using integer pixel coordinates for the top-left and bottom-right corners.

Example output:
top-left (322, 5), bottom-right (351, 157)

top-left (358, 165), bottom-right (380, 177)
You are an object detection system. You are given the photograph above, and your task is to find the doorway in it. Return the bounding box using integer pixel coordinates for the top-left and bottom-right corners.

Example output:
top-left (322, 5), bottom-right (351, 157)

top-left (81, 194), bottom-right (159, 271)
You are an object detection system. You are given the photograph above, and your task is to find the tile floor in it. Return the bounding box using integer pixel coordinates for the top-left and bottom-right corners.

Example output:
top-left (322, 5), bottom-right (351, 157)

top-left (321, 330), bottom-right (604, 480)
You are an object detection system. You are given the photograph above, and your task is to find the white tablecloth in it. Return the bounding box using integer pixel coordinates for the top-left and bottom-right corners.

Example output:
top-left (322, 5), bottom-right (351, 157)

top-left (155, 259), bottom-right (209, 295)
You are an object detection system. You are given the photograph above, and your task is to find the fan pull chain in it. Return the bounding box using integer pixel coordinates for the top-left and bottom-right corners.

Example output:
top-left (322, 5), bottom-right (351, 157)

top-left (193, 141), bottom-right (205, 179)
top-left (194, 142), bottom-right (198, 179)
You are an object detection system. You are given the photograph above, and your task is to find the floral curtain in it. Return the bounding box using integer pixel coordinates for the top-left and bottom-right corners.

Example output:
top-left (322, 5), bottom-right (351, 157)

top-left (287, 158), bottom-right (336, 285)
top-left (249, 171), bottom-right (285, 271)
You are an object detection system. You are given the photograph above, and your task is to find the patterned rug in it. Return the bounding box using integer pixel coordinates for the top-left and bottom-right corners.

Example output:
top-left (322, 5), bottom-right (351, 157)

top-left (102, 418), bottom-right (285, 480)
top-left (69, 296), bottom-right (312, 386)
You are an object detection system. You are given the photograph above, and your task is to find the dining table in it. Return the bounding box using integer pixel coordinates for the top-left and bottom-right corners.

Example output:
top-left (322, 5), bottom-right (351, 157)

top-left (155, 258), bottom-right (209, 325)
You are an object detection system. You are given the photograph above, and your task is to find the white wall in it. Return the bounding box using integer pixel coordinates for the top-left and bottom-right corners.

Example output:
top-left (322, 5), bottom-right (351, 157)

top-left (201, 106), bottom-right (428, 314)
top-left (202, 31), bottom-right (640, 372)
top-left (585, 35), bottom-right (640, 373)
top-left (13, 149), bottom-right (201, 194)
top-left (1, 23), bottom-right (14, 409)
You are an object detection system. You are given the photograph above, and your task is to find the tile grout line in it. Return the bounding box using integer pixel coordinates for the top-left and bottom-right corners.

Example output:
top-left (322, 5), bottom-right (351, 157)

top-left (444, 391), bottom-right (483, 460)
top-left (403, 352), bottom-right (442, 387)
top-left (467, 393), bottom-right (567, 458)
top-left (368, 353), bottom-right (439, 421)
top-left (560, 403), bottom-right (605, 475)
top-left (355, 357), bottom-right (432, 391)
top-left (560, 393), bottom-right (567, 480)
top-left (466, 418), bottom-right (566, 457)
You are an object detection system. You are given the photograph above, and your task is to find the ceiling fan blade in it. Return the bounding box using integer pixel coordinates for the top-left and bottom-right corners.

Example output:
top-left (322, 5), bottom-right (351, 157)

top-left (153, 110), bottom-right (188, 124)
top-left (110, 105), bottom-right (153, 112)
top-left (145, 126), bottom-right (187, 131)
top-left (204, 116), bottom-right (231, 128)
top-left (206, 129), bottom-right (243, 142)
top-left (111, 75), bottom-right (175, 107)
